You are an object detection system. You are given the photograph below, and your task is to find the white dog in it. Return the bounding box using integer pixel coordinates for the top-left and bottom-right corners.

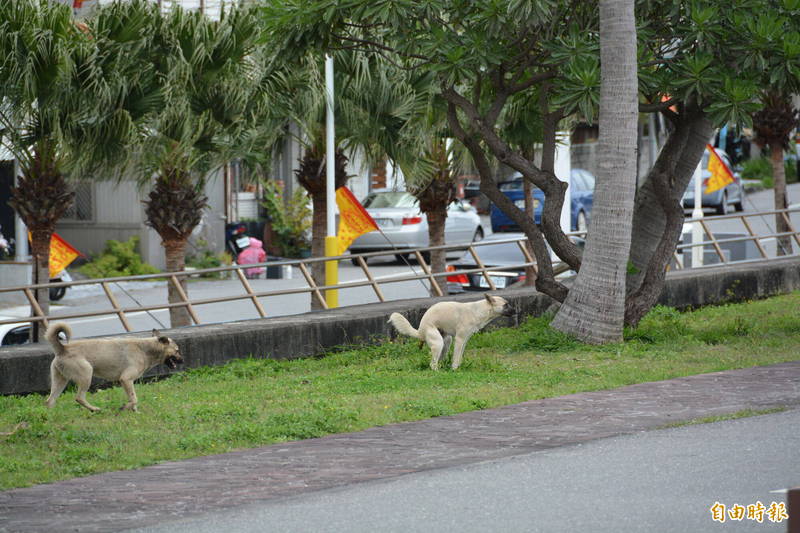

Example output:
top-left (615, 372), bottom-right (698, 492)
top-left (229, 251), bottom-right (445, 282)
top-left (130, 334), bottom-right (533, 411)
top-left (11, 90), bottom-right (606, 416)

top-left (389, 294), bottom-right (514, 370)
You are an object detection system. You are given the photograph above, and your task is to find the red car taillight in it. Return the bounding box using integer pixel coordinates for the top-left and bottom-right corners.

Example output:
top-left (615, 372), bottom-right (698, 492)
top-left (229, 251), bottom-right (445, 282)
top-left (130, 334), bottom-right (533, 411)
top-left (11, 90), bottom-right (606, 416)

top-left (402, 216), bottom-right (422, 225)
top-left (446, 265), bottom-right (469, 285)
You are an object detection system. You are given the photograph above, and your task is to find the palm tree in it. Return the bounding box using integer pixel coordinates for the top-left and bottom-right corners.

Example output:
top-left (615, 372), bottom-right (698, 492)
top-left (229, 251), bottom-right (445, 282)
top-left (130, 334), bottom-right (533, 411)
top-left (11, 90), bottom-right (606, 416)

top-left (95, 3), bottom-right (268, 327)
top-left (752, 92), bottom-right (800, 256)
top-left (0, 0), bottom-right (138, 338)
top-left (550, 0), bottom-right (638, 343)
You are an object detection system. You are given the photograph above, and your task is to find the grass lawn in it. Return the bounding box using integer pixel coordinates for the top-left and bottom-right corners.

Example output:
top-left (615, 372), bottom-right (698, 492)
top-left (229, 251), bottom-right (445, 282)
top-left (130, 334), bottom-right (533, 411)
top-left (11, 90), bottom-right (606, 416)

top-left (1, 293), bottom-right (799, 490)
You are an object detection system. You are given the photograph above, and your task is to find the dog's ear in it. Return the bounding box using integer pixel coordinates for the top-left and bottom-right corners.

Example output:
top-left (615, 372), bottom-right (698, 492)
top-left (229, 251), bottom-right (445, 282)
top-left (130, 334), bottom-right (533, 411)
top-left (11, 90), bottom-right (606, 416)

top-left (158, 336), bottom-right (170, 344)
top-left (152, 329), bottom-right (161, 337)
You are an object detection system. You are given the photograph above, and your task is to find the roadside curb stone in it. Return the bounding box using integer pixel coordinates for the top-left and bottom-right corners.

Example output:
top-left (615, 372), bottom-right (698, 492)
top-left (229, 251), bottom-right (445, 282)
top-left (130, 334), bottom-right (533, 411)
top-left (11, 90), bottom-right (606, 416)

top-left (1, 361), bottom-right (798, 532)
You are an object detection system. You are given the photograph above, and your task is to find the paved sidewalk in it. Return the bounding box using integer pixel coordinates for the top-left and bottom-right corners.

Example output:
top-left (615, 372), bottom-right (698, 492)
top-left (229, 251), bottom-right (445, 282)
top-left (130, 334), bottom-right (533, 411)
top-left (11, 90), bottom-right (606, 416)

top-left (1, 362), bottom-right (799, 532)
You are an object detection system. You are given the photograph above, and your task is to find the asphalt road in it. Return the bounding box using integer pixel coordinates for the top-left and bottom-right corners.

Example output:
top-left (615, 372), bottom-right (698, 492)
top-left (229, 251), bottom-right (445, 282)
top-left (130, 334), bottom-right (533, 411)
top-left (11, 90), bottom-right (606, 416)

top-left (130, 408), bottom-right (798, 533)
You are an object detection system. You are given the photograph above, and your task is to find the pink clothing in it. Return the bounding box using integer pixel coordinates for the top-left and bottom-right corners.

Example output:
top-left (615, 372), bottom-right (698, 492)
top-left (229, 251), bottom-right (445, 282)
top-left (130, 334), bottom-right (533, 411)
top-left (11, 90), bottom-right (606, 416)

top-left (237, 237), bottom-right (267, 278)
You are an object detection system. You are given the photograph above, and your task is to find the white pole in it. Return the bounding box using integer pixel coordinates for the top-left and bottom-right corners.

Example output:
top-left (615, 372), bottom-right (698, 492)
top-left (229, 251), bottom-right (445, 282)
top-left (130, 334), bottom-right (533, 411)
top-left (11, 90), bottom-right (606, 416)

top-left (325, 54), bottom-right (336, 238)
top-left (691, 162), bottom-right (704, 267)
top-left (554, 131), bottom-right (572, 233)
top-left (324, 54), bottom-right (339, 307)
top-left (13, 158), bottom-right (28, 262)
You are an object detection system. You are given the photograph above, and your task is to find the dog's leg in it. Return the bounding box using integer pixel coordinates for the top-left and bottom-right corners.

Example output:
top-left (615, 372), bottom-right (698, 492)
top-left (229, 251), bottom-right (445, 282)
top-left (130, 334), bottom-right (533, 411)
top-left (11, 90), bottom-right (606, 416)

top-left (441, 335), bottom-right (453, 365)
top-left (425, 329), bottom-right (445, 371)
top-left (119, 374), bottom-right (139, 412)
top-left (450, 333), bottom-right (473, 370)
top-left (45, 361), bottom-right (69, 408)
top-left (72, 361), bottom-right (101, 412)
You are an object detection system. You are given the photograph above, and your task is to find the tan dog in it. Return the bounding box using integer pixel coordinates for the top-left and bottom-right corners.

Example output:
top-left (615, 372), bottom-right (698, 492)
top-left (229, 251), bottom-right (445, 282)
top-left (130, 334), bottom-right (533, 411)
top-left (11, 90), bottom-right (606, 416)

top-left (44, 323), bottom-right (183, 412)
top-left (389, 293), bottom-right (514, 370)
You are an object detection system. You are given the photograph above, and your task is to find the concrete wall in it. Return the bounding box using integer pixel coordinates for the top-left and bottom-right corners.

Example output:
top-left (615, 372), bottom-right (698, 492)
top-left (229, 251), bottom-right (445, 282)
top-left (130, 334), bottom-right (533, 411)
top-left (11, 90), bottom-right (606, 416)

top-left (2, 257), bottom-right (799, 396)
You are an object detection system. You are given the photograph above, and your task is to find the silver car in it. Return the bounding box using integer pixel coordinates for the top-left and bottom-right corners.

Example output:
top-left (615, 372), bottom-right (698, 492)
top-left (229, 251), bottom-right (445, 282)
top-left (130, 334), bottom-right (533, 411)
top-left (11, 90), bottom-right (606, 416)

top-left (682, 147), bottom-right (744, 215)
top-left (350, 191), bottom-right (483, 263)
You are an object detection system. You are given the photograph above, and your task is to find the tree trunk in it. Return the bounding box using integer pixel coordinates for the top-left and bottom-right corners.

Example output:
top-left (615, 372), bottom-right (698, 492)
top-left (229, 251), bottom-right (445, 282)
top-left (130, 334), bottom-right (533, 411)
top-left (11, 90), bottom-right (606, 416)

top-left (623, 109), bottom-right (713, 327)
top-left (770, 142), bottom-right (792, 255)
top-left (550, 0), bottom-right (638, 343)
top-left (164, 238), bottom-right (191, 327)
top-left (522, 179), bottom-right (536, 286)
top-left (310, 191), bottom-right (327, 310)
top-left (445, 102), bottom-right (570, 303)
top-left (30, 230), bottom-right (52, 342)
top-left (426, 207), bottom-right (448, 295)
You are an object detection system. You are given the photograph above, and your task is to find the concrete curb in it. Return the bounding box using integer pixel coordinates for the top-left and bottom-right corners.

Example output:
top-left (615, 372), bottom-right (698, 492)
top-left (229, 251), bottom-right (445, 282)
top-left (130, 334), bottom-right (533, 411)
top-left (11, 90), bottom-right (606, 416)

top-left (1, 256), bottom-right (799, 396)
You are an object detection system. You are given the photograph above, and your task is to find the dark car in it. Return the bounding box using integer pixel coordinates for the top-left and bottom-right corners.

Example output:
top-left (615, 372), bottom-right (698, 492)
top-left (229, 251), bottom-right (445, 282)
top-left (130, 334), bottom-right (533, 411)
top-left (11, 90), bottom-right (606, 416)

top-left (446, 233), bottom-right (584, 292)
top-left (489, 177), bottom-right (545, 232)
top-left (570, 169), bottom-right (595, 233)
top-left (490, 169), bottom-right (596, 233)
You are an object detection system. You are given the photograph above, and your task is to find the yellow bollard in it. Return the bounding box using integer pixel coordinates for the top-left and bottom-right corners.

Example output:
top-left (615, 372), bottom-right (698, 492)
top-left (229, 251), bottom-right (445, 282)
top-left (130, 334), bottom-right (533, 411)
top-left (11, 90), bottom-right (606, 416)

top-left (324, 236), bottom-right (339, 308)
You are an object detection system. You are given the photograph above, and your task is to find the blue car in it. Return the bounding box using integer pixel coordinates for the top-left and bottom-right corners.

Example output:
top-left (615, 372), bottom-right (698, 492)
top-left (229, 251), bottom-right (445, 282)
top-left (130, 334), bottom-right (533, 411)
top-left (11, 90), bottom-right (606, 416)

top-left (490, 169), bottom-right (596, 233)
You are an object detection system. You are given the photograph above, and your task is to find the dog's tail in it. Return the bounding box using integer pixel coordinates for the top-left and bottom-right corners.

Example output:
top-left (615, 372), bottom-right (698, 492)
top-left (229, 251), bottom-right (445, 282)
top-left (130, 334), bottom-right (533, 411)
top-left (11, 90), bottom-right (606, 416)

top-left (45, 322), bottom-right (71, 356)
top-left (388, 312), bottom-right (421, 340)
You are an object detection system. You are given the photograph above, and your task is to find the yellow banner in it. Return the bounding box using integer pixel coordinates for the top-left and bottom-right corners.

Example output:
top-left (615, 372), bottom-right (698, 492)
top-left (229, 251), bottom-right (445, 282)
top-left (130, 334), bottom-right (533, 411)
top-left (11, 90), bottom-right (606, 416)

top-left (29, 232), bottom-right (81, 278)
top-left (335, 186), bottom-right (378, 254)
top-left (704, 144), bottom-right (734, 194)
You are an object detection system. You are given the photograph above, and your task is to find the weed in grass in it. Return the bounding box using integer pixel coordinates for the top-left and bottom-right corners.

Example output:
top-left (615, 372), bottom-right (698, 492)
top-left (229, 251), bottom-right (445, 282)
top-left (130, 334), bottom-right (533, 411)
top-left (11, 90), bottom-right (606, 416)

top-left (625, 306), bottom-right (689, 344)
top-left (657, 407), bottom-right (788, 429)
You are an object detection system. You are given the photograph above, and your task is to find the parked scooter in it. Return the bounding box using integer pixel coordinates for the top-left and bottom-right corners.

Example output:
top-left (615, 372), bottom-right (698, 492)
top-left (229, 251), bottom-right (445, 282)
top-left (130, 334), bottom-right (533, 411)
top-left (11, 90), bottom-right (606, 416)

top-left (225, 222), bottom-right (252, 257)
top-left (49, 269), bottom-right (72, 301)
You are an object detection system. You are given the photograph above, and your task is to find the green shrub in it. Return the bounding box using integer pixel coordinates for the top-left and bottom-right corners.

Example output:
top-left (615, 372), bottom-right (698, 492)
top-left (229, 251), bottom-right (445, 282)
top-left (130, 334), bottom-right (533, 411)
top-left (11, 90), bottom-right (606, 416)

top-left (79, 237), bottom-right (159, 278)
top-left (740, 156), bottom-right (798, 186)
top-left (260, 180), bottom-right (312, 258)
top-left (186, 239), bottom-right (232, 278)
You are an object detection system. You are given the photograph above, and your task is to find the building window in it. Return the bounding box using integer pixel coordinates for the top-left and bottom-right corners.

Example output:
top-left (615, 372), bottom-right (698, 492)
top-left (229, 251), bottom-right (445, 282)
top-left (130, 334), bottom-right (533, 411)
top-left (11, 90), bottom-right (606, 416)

top-left (62, 181), bottom-right (93, 222)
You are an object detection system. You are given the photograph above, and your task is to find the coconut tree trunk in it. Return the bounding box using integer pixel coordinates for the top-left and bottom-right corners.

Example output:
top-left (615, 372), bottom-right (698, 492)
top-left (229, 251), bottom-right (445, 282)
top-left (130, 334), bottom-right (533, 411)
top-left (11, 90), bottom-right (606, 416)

top-left (770, 142), bottom-right (792, 255)
top-left (295, 145), bottom-right (350, 311)
top-left (163, 238), bottom-right (191, 327)
top-left (550, 0), bottom-right (638, 343)
top-left (29, 229), bottom-right (52, 341)
top-left (8, 148), bottom-right (75, 341)
top-left (425, 206), bottom-right (448, 294)
top-left (143, 169), bottom-right (207, 328)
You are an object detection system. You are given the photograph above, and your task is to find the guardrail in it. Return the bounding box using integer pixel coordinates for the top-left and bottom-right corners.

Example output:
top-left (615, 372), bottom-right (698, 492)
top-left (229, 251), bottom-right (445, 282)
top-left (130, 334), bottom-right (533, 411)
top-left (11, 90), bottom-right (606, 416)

top-left (1, 207), bottom-right (798, 333)
top-left (0, 235), bottom-right (561, 332)
top-left (673, 207), bottom-right (800, 269)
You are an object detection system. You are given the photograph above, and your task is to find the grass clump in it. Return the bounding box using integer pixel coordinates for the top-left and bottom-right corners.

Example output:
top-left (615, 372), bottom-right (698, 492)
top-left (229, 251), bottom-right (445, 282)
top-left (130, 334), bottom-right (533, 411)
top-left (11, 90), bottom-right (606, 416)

top-left (2, 292), bottom-right (800, 490)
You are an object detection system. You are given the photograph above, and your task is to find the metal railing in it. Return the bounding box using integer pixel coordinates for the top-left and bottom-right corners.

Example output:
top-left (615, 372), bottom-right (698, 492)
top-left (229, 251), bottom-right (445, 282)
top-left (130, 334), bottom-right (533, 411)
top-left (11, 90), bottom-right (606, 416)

top-left (0, 235), bottom-right (554, 331)
top-left (1, 207), bottom-right (798, 333)
top-left (672, 207), bottom-right (800, 269)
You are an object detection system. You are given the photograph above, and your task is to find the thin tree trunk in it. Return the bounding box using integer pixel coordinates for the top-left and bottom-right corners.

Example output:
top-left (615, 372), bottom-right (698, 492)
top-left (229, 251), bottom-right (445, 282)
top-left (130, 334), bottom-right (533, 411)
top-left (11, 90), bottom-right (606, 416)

top-left (310, 192), bottom-right (327, 310)
top-left (551, 0), bottom-right (638, 343)
top-left (771, 142), bottom-right (792, 255)
top-left (164, 238), bottom-right (191, 327)
top-left (623, 109), bottom-right (713, 327)
top-left (522, 179), bottom-right (536, 286)
top-left (426, 207), bottom-right (447, 295)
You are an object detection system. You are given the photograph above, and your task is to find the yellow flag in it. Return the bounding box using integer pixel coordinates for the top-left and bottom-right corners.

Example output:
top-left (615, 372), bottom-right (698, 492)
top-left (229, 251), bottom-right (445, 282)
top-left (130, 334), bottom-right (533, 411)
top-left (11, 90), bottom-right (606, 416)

top-left (335, 186), bottom-right (378, 254)
top-left (29, 232), bottom-right (81, 278)
top-left (704, 144), bottom-right (734, 194)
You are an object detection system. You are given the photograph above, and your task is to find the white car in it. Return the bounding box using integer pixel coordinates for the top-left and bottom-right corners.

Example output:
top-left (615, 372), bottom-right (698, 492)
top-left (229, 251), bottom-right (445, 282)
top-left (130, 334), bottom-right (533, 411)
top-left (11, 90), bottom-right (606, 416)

top-left (350, 191), bottom-right (483, 263)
